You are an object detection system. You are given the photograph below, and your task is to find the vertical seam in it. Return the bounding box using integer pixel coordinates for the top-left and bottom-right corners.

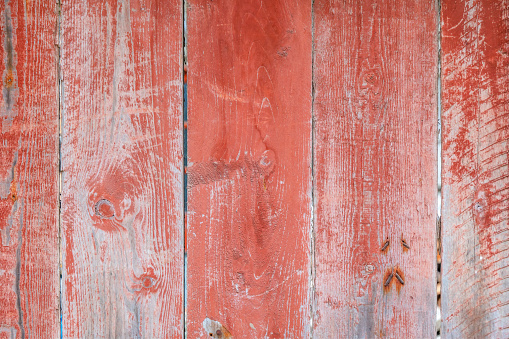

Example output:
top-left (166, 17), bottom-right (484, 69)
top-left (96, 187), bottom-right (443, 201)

top-left (182, 0), bottom-right (188, 337)
top-left (310, 0), bottom-right (316, 338)
top-left (55, 0), bottom-right (63, 337)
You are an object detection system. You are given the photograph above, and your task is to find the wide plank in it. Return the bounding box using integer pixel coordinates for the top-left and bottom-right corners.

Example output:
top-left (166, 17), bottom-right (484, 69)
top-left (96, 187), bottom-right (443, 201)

top-left (313, 0), bottom-right (438, 337)
top-left (186, 0), bottom-right (312, 337)
top-left (441, 0), bottom-right (509, 337)
top-left (60, 0), bottom-right (183, 337)
top-left (0, 1), bottom-right (59, 338)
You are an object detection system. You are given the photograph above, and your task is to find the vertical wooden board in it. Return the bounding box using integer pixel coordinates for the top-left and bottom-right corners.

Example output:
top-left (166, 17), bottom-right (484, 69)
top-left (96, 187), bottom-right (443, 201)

top-left (60, 0), bottom-right (183, 337)
top-left (313, 1), bottom-right (437, 337)
top-left (441, 0), bottom-right (509, 337)
top-left (0, 1), bottom-right (59, 338)
top-left (186, 0), bottom-right (312, 337)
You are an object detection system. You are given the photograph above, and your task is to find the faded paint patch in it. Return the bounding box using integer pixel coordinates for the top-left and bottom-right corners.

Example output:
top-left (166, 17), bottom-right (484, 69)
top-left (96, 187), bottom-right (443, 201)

top-left (203, 318), bottom-right (232, 338)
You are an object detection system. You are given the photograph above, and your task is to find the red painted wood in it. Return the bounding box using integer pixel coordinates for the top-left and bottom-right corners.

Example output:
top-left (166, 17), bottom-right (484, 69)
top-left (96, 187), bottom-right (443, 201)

top-left (313, 1), bottom-right (438, 337)
top-left (186, 0), bottom-right (312, 337)
top-left (60, 0), bottom-right (183, 337)
top-left (0, 1), bottom-right (59, 338)
top-left (441, 0), bottom-right (509, 337)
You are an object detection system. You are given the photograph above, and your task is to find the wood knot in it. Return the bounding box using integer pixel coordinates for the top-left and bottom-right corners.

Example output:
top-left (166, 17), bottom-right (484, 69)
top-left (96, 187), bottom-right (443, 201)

top-left (142, 276), bottom-right (155, 289)
top-left (364, 264), bottom-right (375, 275)
top-left (94, 199), bottom-right (115, 219)
top-left (259, 149), bottom-right (276, 174)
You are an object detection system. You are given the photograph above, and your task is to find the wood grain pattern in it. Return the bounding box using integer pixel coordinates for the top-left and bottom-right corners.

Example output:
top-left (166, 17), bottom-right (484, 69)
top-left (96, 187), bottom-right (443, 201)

top-left (60, 0), bottom-right (183, 337)
top-left (0, 0), bottom-right (59, 338)
top-left (186, 0), bottom-right (312, 337)
top-left (441, 0), bottom-right (509, 337)
top-left (313, 0), bottom-right (438, 337)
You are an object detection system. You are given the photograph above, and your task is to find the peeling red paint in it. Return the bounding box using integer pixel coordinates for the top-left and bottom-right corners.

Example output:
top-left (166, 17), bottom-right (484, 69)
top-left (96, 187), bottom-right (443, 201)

top-left (187, 0), bottom-right (312, 337)
top-left (314, 0), bottom-right (437, 337)
top-left (60, 0), bottom-right (183, 337)
top-left (442, 0), bottom-right (509, 337)
top-left (0, 0), bottom-right (59, 337)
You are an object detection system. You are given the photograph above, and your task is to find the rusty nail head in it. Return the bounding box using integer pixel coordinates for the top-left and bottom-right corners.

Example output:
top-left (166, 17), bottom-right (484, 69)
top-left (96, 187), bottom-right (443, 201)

top-left (381, 239), bottom-right (390, 252)
top-left (384, 272), bottom-right (393, 286)
top-left (401, 239), bottom-right (410, 249)
top-left (395, 271), bottom-right (404, 285)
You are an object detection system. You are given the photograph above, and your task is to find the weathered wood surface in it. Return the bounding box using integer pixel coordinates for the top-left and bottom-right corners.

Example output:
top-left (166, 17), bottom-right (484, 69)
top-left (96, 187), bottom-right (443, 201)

top-left (60, 0), bottom-right (183, 337)
top-left (313, 0), bottom-right (438, 337)
top-left (441, 0), bottom-right (509, 337)
top-left (186, 0), bottom-right (312, 337)
top-left (0, 1), bottom-right (60, 338)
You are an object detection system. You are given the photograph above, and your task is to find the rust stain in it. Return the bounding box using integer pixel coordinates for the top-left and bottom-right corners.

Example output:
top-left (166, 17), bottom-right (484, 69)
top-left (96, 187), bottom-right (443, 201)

top-left (1, 177), bottom-right (17, 203)
top-left (383, 269), bottom-right (393, 293)
top-left (4, 70), bottom-right (13, 88)
top-left (8, 178), bottom-right (16, 202)
top-left (383, 267), bottom-right (405, 293)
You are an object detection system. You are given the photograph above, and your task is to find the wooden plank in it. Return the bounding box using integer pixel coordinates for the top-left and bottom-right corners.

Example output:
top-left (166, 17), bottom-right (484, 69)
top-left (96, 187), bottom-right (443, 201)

top-left (0, 0), bottom-right (60, 338)
top-left (441, 0), bottom-right (509, 337)
top-left (186, 0), bottom-right (312, 337)
top-left (313, 0), bottom-right (438, 337)
top-left (60, 0), bottom-right (183, 337)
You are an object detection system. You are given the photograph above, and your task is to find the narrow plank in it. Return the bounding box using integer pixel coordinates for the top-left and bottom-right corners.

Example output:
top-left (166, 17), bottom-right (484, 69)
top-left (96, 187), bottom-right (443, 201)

top-left (441, 0), bottom-right (509, 337)
top-left (313, 0), bottom-right (438, 337)
top-left (186, 0), bottom-right (312, 337)
top-left (0, 0), bottom-right (59, 338)
top-left (60, 0), bottom-right (183, 337)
